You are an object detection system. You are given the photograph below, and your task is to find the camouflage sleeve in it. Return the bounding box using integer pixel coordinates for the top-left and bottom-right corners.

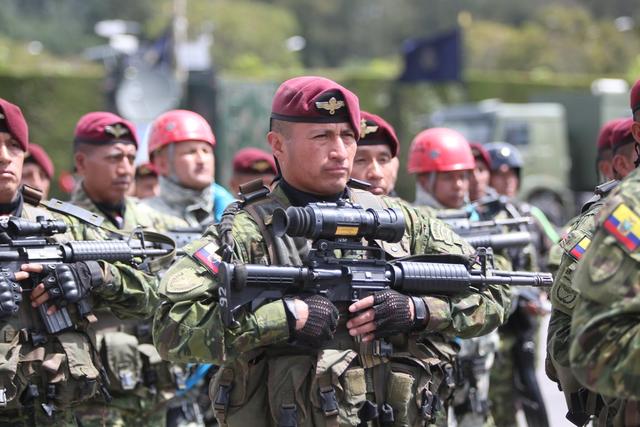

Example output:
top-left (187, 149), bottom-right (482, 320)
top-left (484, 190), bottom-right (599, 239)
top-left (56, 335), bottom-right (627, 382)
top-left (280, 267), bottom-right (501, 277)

top-left (65, 217), bottom-right (161, 319)
top-left (385, 198), bottom-right (511, 338)
top-left (153, 217), bottom-right (290, 364)
top-left (570, 194), bottom-right (640, 399)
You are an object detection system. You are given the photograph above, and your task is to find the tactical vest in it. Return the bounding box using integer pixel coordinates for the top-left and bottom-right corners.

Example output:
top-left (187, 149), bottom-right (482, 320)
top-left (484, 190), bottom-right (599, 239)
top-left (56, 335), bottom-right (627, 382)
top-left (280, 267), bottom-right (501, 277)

top-left (210, 180), bottom-right (457, 427)
top-left (0, 192), bottom-right (108, 422)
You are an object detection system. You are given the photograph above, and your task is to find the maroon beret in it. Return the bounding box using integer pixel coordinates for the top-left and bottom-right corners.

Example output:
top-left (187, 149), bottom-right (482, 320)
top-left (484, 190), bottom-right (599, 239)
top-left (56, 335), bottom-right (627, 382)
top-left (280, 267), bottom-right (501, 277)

top-left (597, 118), bottom-right (625, 152)
top-left (610, 117), bottom-right (635, 152)
top-left (233, 147), bottom-right (276, 174)
top-left (25, 143), bottom-right (54, 179)
top-left (358, 111), bottom-right (400, 157)
top-left (73, 112), bottom-right (138, 148)
top-left (631, 79), bottom-right (640, 116)
top-left (136, 162), bottom-right (158, 178)
top-left (469, 142), bottom-right (492, 169)
top-left (0, 98), bottom-right (28, 151)
top-left (271, 76), bottom-right (361, 139)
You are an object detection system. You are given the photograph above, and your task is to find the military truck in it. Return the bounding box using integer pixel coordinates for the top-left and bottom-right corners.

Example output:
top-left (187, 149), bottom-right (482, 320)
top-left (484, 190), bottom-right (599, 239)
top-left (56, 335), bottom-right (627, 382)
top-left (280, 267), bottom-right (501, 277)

top-left (430, 89), bottom-right (629, 225)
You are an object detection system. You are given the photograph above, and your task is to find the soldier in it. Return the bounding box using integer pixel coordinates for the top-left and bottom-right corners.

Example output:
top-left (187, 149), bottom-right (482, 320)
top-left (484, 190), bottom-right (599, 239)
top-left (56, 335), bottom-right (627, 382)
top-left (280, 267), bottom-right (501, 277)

top-left (145, 109), bottom-right (234, 226)
top-left (546, 118), bottom-right (636, 425)
top-left (468, 143), bottom-right (493, 203)
top-left (407, 129), bottom-right (499, 426)
top-left (22, 143), bottom-right (54, 199)
top-left (568, 83), bottom-right (640, 424)
top-left (153, 76), bottom-right (510, 426)
top-left (229, 147), bottom-right (276, 195)
top-left (350, 111), bottom-right (400, 197)
top-left (132, 163), bottom-right (160, 200)
top-left (68, 111), bottom-right (186, 426)
top-left (407, 127), bottom-right (476, 211)
top-left (0, 99), bottom-right (161, 425)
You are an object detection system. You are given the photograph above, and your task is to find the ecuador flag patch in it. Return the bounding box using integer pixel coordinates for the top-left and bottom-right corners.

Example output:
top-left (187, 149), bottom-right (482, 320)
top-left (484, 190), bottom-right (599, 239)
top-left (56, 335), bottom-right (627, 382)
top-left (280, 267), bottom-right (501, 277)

top-left (193, 242), bottom-right (220, 274)
top-left (603, 203), bottom-right (640, 252)
top-left (569, 237), bottom-right (591, 260)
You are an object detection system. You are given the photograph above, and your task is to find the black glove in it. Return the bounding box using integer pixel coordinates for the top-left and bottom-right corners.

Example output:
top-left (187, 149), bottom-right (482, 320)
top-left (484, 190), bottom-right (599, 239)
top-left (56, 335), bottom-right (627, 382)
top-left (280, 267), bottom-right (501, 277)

top-left (42, 261), bottom-right (104, 306)
top-left (288, 295), bottom-right (339, 347)
top-left (0, 270), bottom-right (21, 319)
top-left (372, 290), bottom-right (413, 338)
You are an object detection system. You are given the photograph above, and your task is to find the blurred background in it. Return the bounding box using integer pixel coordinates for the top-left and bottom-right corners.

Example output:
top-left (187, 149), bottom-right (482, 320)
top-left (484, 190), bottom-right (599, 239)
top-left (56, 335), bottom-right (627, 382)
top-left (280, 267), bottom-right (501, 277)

top-left (2, 0), bottom-right (640, 222)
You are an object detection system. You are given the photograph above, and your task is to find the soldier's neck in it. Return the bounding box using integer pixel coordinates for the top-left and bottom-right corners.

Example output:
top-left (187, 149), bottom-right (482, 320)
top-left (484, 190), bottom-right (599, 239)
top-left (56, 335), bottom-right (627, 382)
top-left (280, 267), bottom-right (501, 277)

top-left (279, 179), bottom-right (346, 207)
top-left (0, 190), bottom-right (23, 216)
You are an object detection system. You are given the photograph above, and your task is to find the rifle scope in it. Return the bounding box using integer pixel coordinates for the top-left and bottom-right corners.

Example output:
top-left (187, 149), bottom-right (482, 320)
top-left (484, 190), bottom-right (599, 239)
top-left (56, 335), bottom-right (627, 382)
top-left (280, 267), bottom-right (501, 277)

top-left (272, 202), bottom-right (405, 243)
top-left (4, 216), bottom-right (68, 237)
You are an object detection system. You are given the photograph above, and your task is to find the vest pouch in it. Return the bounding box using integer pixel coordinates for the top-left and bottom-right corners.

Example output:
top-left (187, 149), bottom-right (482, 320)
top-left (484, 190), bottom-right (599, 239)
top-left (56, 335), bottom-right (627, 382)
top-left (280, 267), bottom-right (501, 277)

top-left (309, 349), bottom-right (365, 426)
top-left (0, 340), bottom-right (24, 407)
top-left (51, 332), bottom-right (100, 407)
top-left (267, 354), bottom-right (315, 426)
top-left (210, 352), bottom-right (268, 426)
top-left (100, 331), bottom-right (142, 393)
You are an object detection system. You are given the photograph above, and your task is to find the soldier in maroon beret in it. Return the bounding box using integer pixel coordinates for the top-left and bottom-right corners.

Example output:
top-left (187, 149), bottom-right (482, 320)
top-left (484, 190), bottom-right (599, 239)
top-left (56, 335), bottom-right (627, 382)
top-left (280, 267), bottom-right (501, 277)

top-left (350, 111), bottom-right (400, 196)
top-left (22, 143), bottom-right (54, 199)
top-left (0, 98), bottom-right (29, 207)
top-left (468, 142), bottom-right (492, 202)
top-left (229, 147), bottom-right (276, 195)
top-left (610, 117), bottom-right (638, 180)
top-left (595, 118), bottom-right (625, 183)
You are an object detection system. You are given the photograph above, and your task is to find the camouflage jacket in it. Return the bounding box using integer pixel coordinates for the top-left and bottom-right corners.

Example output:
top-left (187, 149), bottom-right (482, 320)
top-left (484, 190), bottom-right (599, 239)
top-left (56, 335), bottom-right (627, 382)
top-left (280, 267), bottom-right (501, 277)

top-left (70, 183), bottom-right (188, 232)
top-left (153, 183), bottom-right (510, 426)
top-left (571, 167), bottom-right (640, 402)
top-left (0, 198), bottom-right (159, 413)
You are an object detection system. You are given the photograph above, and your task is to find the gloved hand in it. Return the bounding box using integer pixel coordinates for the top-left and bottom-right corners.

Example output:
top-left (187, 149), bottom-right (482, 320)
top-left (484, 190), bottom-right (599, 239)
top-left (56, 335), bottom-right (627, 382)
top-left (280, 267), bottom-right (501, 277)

top-left (371, 290), bottom-right (413, 338)
top-left (42, 261), bottom-right (104, 306)
top-left (0, 270), bottom-right (21, 319)
top-left (291, 295), bottom-right (339, 347)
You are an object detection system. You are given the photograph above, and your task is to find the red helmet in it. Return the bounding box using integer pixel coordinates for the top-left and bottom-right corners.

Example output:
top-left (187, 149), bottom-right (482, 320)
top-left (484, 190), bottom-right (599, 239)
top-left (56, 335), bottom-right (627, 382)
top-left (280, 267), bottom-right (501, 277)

top-left (148, 109), bottom-right (216, 156)
top-left (407, 128), bottom-right (475, 173)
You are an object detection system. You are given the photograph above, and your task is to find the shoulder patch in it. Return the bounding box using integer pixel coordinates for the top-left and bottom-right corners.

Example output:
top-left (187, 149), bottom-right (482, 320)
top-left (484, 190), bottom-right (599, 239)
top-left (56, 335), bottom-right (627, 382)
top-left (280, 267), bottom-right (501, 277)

top-left (568, 237), bottom-right (591, 261)
top-left (192, 242), bottom-right (221, 275)
top-left (603, 203), bottom-right (640, 252)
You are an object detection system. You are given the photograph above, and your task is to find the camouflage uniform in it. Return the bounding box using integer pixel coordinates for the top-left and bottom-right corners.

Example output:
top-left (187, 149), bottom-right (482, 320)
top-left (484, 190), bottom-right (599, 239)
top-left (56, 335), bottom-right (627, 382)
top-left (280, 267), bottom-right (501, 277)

top-left (153, 183), bottom-right (511, 427)
top-left (144, 177), bottom-right (218, 227)
top-left (69, 184), bottom-right (187, 427)
top-left (546, 181), bottom-right (620, 425)
top-left (570, 168), bottom-right (640, 424)
top-left (0, 192), bottom-right (159, 426)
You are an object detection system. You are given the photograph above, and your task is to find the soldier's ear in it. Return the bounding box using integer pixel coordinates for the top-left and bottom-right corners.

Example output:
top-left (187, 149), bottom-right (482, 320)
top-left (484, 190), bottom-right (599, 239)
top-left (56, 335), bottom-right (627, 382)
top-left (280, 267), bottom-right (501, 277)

top-left (268, 131), bottom-right (284, 160)
top-left (74, 151), bottom-right (86, 175)
top-left (632, 121), bottom-right (640, 144)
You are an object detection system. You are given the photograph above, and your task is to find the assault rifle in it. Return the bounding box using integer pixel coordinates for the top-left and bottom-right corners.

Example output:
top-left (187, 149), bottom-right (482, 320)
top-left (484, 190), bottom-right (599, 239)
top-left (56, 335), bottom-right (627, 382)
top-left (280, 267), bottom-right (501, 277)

top-left (217, 202), bottom-right (553, 326)
top-left (0, 216), bottom-right (175, 334)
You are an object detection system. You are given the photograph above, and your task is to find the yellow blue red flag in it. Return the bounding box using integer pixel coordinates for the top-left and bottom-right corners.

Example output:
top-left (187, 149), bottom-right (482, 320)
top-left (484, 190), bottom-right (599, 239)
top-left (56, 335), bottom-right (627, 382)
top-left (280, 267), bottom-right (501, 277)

top-left (603, 203), bottom-right (640, 251)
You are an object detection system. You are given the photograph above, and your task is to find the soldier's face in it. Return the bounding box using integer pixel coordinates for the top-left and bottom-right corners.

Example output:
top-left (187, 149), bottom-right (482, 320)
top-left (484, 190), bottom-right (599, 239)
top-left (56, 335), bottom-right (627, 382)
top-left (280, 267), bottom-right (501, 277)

top-left (75, 142), bottom-right (136, 205)
top-left (21, 162), bottom-right (50, 199)
top-left (160, 141), bottom-right (215, 191)
top-left (0, 132), bottom-right (25, 204)
top-left (490, 166), bottom-right (519, 198)
top-left (351, 144), bottom-right (396, 196)
top-left (431, 170), bottom-right (470, 209)
top-left (270, 122), bottom-right (356, 195)
top-left (469, 160), bottom-right (490, 201)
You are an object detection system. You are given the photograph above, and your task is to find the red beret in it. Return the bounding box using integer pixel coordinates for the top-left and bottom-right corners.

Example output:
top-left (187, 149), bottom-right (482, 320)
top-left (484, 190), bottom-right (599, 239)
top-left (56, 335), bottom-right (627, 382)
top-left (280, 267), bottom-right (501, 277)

top-left (233, 147), bottom-right (276, 174)
top-left (136, 163), bottom-right (158, 178)
top-left (469, 142), bottom-right (492, 169)
top-left (358, 111), bottom-right (400, 157)
top-left (271, 76), bottom-right (361, 139)
top-left (631, 79), bottom-right (640, 116)
top-left (597, 118), bottom-right (625, 152)
top-left (0, 98), bottom-right (28, 151)
top-left (74, 112), bottom-right (138, 148)
top-left (610, 117), bottom-right (635, 152)
top-left (25, 143), bottom-right (54, 179)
